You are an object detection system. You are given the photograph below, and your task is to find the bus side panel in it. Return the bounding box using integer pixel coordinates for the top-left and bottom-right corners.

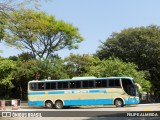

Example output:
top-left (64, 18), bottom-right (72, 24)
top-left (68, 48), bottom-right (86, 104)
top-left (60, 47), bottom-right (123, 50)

top-left (28, 88), bottom-right (127, 107)
top-left (28, 100), bottom-right (44, 107)
top-left (63, 99), bottom-right (113, 106)
top-left (28, 91), bottom-right (45, 107)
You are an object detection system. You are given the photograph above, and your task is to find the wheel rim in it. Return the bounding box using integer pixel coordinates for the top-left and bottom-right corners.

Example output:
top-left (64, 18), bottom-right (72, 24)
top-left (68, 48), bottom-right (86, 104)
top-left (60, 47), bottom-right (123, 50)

top-left (115, 99), bottom-right (123, 107)
top-left (117, 101), bottom-right (122, 106)
top-left (57, 103), bottom-right (61, 108)
top-left (56, 101), bottom-right (63, 109)
top-left (46, 102), bottom-right (52, 108)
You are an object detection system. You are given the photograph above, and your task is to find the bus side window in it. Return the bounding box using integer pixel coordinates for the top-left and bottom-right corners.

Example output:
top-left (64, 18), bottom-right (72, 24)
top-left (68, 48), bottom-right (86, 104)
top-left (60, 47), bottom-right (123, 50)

top-left (46, 82), bottom-right (51, 89)
top-left (115, 79), bottom-right (120, 87)
top-left (51, 82), bottom-right (56, 89)
top-left (109, 80), bottom-right (114, 87)
top-left (89, 81), bottom-right (94, 88)
top-left (58, 82), bottom-right (63, 89)
top-left (30, 83), bottom-right (37, 90)
top-left (38, 83), bottom-right (44, 90)
top-left (75, 81), bottom-right (81, 88)
top-left (63, 82), bottom-right (68, 89)
top-left (95, 80), bottom-right (102, 87)
top-left (102, 80), bottom-right (107, 87)
top-left (82, 81), bottom-right (88, 88)
top-left (109, 79), bottom-right (120, 87)
top-left (70, 81), bottom-right (76, 88)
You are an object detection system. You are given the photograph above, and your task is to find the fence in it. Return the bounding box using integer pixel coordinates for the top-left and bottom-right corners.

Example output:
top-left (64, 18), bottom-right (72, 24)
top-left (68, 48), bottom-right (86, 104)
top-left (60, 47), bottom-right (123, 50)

top-left (0, 99), bottom-right (20, 110)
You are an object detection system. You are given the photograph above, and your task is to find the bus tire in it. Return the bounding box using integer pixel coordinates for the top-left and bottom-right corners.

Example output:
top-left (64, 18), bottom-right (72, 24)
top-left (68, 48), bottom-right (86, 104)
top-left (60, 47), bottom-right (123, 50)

top-left (55, 100), bottom-right (63, 109)
top-left (45, 100), bottom-right (53, 109)
top-left (114, 98), bottom-right (124, 107)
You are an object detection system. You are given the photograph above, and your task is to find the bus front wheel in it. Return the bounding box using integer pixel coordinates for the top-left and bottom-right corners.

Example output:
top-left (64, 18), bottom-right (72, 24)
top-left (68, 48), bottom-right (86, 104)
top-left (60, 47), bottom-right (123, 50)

top-left (45, 100), bottom-right (53, 109)
top-left (55, 100), bottom-right (63, 109)
top-left (114, 99), bottom-right (124, 107)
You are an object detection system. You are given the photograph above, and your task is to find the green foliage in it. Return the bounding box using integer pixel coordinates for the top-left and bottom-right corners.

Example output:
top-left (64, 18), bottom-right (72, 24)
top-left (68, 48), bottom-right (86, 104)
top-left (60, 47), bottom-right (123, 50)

top-left (86, 57), bottom-right (151, 92)
top-left (0, 0), bottom-right (48, 12)
top-left (0, 10), bottom-right (7, 41)
top-left (65, 54), bottom-right (151, 92)
top-left (39, 59), bottom-right (69, 79)
top-left (0, 58), bottom-right (16, 88)
top-left (15, 58), bottom-right (68, 81)
top-left (4, 9), bottom-right (83, 59)
top-left (12, 58), bottom-right (68, 100)
top-left (0, 19), bottom-right (5, 40)
top-left (0, 54), bottom-right (151, 99)
top-left (65, 54), bottom-right (99, 78)
top-left (18, 52), bottom-right (35, 61)
top-left (0, 0), bottom-right (49, 40)
top-left (97, 25), bottom-right (160, 93)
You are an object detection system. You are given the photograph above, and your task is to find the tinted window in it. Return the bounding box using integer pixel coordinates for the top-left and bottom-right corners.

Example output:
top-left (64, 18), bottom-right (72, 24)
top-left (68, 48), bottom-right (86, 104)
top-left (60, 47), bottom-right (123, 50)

top-left (63, 82), bottom-right (68, 89)
top-left (38, 83), bottom-right (45, 90)
top-left (51, 82), bottom-right (56, 89)
top-left (115, 79), bottom-right (120, 86)
top-left (30, 83), bottom-right (37, 90)
top-left (70, 81), bottom-right (76, 88)
top-left (46, 82), bottom-right (57, 90)
top-left (89, 81), bottom-right (94, 87)
top-left (75, 81), bottom-right (81, 88)
top-left (109, 80), bottom-right (114, 87)
top-left (102, 80), bottom-right (107, 87)
top-left (109, 79), bottom-right (120, 87)
top-left (82, 81), bottom-right (88, 88)
top-left (46, 82), bottom-right (51, 89)
top-left (58, 82), bottom-right (63, 89)
top-left (82, 80), bottom-right (94, 88)
top-left (58, 82), bottom-right (69, 89)
top-left (95, 80), bottom-right (102, 87)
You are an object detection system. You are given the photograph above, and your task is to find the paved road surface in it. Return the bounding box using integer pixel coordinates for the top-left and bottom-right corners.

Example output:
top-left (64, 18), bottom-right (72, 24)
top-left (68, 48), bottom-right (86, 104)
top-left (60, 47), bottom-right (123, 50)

top-left (1, 103), bottom-right (160, 120)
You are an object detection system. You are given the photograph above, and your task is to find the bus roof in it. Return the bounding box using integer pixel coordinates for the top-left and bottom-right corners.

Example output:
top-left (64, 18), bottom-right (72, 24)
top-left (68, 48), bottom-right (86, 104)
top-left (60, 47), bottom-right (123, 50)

top-left (29, 77), bottom-right (133, 83)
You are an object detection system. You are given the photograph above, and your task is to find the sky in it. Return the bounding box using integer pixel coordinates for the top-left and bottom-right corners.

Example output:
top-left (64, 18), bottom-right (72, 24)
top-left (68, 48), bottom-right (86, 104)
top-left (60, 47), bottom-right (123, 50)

top-left (1, 0), bottom-right (160, 58)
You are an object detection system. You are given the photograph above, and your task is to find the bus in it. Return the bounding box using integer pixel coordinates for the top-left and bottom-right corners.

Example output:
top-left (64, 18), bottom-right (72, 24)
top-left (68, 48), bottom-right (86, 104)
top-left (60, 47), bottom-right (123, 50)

top-left (28, 77), bottom-right (139, 109)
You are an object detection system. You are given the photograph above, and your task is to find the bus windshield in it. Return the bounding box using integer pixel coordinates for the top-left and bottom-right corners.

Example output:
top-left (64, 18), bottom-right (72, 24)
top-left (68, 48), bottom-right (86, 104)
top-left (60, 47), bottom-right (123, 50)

top-left (121, 78), bottom-right (136, 96)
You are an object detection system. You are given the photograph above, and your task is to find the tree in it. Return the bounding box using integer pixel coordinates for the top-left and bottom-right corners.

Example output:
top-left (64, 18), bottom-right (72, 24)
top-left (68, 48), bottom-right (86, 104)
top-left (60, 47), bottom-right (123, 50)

top-left (4, 9), bottom-right (83, 59)
top-left (0, 0), bottom-right (47, 13)
top-left (0, 58), bottom-right (16, 88)
top-left (0, 0), bottom-right (48, 40)
top-left (13, 58), bottom-right (68, 100)
top-left (65, 54), bottom-right (98, 78)
top-left (86, 57), bottom-right (151, 92)
top-left (0, 57), bottom-right (16, 99)
top-left (0, 18), bottom-right (5, 40)
top-left (97, 25), bottom-right (160, 101)
top-left (18, 52), bottom-right (35, 61)
top-left (65, 54), bottom-right (150, 92)
top-left (9, 52), bottom-right (34, 61)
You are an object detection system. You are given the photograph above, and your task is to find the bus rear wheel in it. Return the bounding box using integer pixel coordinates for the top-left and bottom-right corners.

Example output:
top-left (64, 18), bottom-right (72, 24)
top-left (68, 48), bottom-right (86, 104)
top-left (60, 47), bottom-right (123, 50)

top-left (55, 100), bottom-right (63, 109)
top-left (45, 100), bottom-right (53, 109)
top-left (114, 99), bottom-right (124, 107)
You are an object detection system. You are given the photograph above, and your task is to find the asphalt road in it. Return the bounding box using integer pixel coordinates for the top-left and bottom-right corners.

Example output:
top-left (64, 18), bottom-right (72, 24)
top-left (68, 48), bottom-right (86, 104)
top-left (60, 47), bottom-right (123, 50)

top-left (1, 103), bottom-right (160, 120)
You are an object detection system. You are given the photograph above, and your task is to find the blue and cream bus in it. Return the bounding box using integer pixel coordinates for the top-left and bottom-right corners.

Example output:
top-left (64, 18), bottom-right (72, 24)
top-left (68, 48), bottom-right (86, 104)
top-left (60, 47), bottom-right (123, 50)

top-left (28, 77), bottom-right (139, 109)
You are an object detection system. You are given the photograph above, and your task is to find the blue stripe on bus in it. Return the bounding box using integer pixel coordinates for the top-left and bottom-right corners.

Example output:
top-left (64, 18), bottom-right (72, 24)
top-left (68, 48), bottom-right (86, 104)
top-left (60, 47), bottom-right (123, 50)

top-left (89, 89), bottom-right (107, 93)
top-left (28, 99), bottom-right (113, 107)
top-left (28, 89), bottom-right (107, 95)
top-left (48, 91), bottom-right (64, 94)
top-left (28, 101), bottom-right (44, 106)
top-left (28, 92), bottom-right (45, 95)
top-left (64, 99), bottom-right (113, 106)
